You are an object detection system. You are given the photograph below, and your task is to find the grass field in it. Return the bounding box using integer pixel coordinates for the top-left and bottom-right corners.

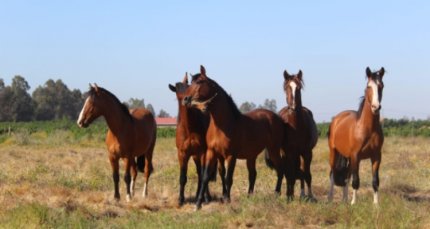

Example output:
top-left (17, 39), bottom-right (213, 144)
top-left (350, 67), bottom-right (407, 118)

top-left (0, 133), bottom-right (429, 228)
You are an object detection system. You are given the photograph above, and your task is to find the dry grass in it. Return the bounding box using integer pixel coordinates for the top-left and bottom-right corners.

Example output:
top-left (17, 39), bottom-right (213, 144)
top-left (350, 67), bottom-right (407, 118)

top-left (0, 136), bottom-right (429, 228)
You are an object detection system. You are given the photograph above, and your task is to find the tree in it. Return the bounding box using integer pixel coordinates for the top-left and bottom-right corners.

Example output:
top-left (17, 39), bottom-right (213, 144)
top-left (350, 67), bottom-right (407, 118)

top-left (33, 79), bottom-right (84, 120)
top-left (239, 101), bottom-right (256, 113)
top-left (0, 79), bottom-right (14, 121)
top-left (10, 75), bottom-right (34, 121)
top-left (158, 109), bottom-right (171, 118)
top-left (146, 104), bottom-right (155, 116)
top-left (259, 99), bottom-right (277, 113)
top-left (126, 98), bottom-right (145, 109)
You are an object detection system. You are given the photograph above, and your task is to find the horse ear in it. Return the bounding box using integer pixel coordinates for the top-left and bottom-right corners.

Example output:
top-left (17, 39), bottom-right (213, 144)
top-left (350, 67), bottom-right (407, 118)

top-left (200, 65), bottom-right (207, 77)
top-left (298, 70), bottom-right (303, 80)
top-left (366, 67), bottom-right (372, 78)
top-left (168, 84), bottom-right (176, 92)
top-left (283, 70), bottom-right (290, 80)
top-left (92, 83), bottom-right (100, 94)
top-left (379, 67), bottom-right (385, 77)
top-left (182, 72), bottom-right (189, 85)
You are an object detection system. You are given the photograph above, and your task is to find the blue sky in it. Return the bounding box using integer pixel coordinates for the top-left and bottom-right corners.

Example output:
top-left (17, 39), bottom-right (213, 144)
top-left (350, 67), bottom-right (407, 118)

top-left (1, 1), bottom-right (429, 122)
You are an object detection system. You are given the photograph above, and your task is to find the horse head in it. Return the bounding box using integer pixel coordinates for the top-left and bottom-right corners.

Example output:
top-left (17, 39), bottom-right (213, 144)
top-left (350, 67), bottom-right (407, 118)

top-left (182, 65), bottom-right (218, 113)
top-left (365, 67), bottom-right (385, 114)
top-left (283, 69), bottom-right (304, 110)
top-left (77, 83), bottom-right (104, 128)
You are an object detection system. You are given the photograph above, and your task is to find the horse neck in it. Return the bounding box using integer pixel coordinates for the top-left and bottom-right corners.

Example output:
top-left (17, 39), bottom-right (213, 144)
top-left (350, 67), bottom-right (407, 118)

top-left (177, 102), bottom-right (204, 134)
top-left (208, 92), bottom-right (239, 132)
top-left (101, 96), bottom-right (132, 135)
top-left (357, 98), bottom-right (380, 133)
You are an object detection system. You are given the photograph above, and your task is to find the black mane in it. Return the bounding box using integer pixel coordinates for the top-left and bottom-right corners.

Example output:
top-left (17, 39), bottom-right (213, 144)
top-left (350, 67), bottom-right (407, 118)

top-left (207, 77), bottom-right (242, 119)
top-left (89, 86), bottom-right (132, 120)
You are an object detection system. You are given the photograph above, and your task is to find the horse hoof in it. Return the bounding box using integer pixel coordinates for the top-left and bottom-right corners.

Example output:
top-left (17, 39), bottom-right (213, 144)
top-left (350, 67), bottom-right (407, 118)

top-left (194, 204), bottom-right (202, 212)
top-left (204, 195), bottom-right (212, 203)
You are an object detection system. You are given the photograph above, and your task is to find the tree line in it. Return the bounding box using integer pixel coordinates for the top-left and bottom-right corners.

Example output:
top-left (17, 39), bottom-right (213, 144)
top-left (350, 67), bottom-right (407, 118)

top-left (0, 75), bottom-right (170, 122)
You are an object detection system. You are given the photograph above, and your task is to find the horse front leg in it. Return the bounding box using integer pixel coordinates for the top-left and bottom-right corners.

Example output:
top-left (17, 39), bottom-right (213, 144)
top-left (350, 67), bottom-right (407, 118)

top-left (350, 156), bottom-right (360, 205)
top-left (178, 152), bottom-right (190, 206)
top-left (224, 155), bottom-right (237, 203)
top-left (195, 150), bottom-right (216, 211)
top-left (371, 155), bottom-right (381, 205)
top-left (123, 157), bottom-right (132, 202)
top-left (217, 157), bottom-right (227, 197)
top-left (109, 156), bottom-right (120, 201)
top-left (303, 151), bottom-right (315, 201)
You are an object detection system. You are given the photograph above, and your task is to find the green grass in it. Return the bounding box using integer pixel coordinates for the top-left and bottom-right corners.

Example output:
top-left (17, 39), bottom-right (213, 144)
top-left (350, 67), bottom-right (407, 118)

top-left (0, 131), bottom-right (429, 228)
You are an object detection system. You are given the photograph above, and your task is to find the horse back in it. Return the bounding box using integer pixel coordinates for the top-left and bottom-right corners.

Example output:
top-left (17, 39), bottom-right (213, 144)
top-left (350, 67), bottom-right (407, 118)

top-left (233, 109), bottom-right (284, 158)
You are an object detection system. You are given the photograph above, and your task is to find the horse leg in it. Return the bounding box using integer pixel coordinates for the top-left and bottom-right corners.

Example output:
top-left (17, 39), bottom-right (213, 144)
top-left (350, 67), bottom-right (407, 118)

top-left (178, 152), bottom-right (190, 206)
top-left (195, 150), bottom-right (216, 211)
top-left (286, 151), bottom-right (299, 201)
top-left (371, 155), bottom-right (381, 205)
top-left (218, 157), bottom-right (227, 197)
top-left (350, 156), bottom-right (360, 205)
top-left (123, 157), bottom-right (132, 202)
top-left (130, 158), bottom-right (137, 199)
top-left (328, 171), bottom-right (335, 202)
top-left (142, 152), bottom-right (153, 198)
top-left (304, 151), bottom-right (314, 200)
top-left (224, 155), bottom-right (237, 203)
top-left (109, 156), bottom-right (120, 201)
top-left (299, 155), bottom-right (306, 199)
top-left (246, 157), bottom-right (257, 195)
top-left (193, 155), bottom-right (212, 203)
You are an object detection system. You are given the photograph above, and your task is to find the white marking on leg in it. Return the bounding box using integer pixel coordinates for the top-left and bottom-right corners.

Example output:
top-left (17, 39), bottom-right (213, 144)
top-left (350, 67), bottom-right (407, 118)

top-left (77, 97), bottom-right (90, 127)
top-left (142, 182), bottom-right (148, 198)
top-left (351, 189), bottom-right (357, 205)
top-left (328, 173), bottom-right (334, 202)
top-left (126, 194), bottom-right (131, 202)
top-left (130, 180), bottom-right (135, 197)
top-left (373, 191), bottom-right (379, 204)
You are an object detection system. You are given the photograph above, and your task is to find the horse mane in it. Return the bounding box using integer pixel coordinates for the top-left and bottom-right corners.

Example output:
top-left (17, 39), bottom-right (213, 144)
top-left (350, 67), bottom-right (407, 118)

top-left (193, 74), bottom-right (241, 119)
top-left (357, 96), bottom-right (365, 119)
top-left (89, 86), bottom-right (132, 120)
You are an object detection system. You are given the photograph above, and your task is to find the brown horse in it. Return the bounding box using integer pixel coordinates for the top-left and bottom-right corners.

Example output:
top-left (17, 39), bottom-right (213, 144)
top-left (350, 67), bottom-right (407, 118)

top-left (169, 74), bottom-right (223, 206)
top-left (77, 84), bottom-right (156, 202)
top-left (183, 66), bottom-right (287, 210)
top-left (328, 67), bottom-right (385, 205)
top-left (278, 70), bottom-right (318, 201)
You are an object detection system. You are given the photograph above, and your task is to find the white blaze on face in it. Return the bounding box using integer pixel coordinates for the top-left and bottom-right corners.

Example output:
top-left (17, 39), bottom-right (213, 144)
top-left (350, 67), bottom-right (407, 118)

top-left (77, 97), bottom-right (90, 127)
top-left (368, 79), bottom-right (380, 112)
top-left (289, 81), bottom-right (297, 107)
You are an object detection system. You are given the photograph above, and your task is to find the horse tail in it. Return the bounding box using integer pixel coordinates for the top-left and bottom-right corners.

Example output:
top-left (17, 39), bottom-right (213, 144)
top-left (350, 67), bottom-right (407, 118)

top-left (137, 155), bottom-right (145, 173)
top-left (264, 148), bottom-right (275, 170)
top-left (333, 151), bottom-right (349, 186)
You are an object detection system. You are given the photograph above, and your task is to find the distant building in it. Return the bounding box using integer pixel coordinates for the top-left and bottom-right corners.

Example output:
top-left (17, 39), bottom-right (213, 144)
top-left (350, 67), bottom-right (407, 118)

top-left (155, 117), bottom-right (177, 127)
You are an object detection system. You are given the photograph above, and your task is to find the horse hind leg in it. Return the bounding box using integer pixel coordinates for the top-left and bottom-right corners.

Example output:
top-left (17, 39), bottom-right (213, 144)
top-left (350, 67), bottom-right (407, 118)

top-left (123, 157), bottom-right (133, 202)
top-left (143, 140), bottom-right (155, 198)
top-left (246, 157), bottom-right (257, 195)
top-left (303, 151), bottom-right (315, 201)
top-left (130, 158), bottom-right (138, 199)
top-left (178, 152), bottom-right (190, 206)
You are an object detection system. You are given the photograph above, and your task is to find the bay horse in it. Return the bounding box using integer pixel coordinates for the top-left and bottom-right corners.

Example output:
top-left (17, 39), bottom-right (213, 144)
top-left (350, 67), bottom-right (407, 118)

top-left (183, 65), bottom-right (287, 210)
top-left (278, 70), bottom-right (318, 201)
top-left (328, 67), bottom-right (385, 205)
top-left (77, 84), bottom-right (156, 202)
top-left (169, 74), bottom-right (222, 206)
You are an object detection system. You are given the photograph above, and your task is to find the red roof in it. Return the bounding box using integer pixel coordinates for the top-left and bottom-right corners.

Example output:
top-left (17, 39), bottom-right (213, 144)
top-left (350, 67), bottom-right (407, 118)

top-left (155, 117), bottom-right (177, 126)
